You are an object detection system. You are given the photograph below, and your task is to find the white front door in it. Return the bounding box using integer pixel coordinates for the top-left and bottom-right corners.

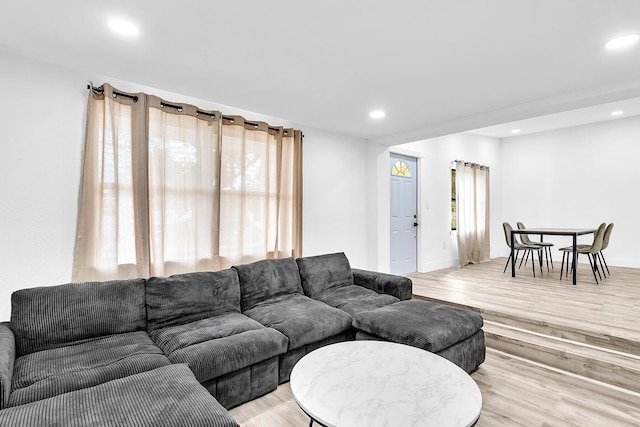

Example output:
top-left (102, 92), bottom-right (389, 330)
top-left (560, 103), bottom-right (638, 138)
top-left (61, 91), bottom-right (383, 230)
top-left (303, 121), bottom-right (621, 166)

top-left (390, 153), bottom-right (418, 275)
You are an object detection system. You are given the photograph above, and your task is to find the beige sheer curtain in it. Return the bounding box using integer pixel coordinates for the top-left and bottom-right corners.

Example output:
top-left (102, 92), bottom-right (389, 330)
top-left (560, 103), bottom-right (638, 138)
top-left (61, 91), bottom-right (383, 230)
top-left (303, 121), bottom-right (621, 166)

top-left (219, 117), bottom-right (303, 266)
top-left (73, 84), bottom-right (302, 282)
top-left (455, 160), bottom-right (490, 266)
top-left (146, 95), bottom-right (222, 276)
top-left (73, 84), bottom-right (150, 281)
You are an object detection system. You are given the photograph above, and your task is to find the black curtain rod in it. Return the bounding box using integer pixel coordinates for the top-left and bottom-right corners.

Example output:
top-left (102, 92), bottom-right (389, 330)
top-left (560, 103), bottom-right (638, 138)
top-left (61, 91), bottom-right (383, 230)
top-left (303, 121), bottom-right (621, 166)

top-left (222, 116), bottom-right (286, 134)
top-left (87, 85), bottom-right (288, 135)
top-left (87, 85), bottom-right (139, 102)
top-left (160, 101), bottom-right (183, 112)
top-left (454, 159), bottom-right (489, 170)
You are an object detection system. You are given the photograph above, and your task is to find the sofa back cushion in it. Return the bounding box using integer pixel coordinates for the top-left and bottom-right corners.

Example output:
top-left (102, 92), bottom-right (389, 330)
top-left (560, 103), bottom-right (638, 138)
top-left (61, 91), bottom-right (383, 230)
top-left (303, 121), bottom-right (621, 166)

top-left (146, 269), bottom-right (240, 333)
top-left (234, 258), bottom-right (303, 312)
top-left (296, 252), bottom-right (354, 298)
top-left (11, 279), bottom-right (146, 357)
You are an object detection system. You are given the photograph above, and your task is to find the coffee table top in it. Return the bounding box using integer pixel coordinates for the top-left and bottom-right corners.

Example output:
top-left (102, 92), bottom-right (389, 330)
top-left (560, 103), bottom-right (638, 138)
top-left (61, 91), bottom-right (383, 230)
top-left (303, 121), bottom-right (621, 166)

top-left (290, 341), bottom-right (482, 427)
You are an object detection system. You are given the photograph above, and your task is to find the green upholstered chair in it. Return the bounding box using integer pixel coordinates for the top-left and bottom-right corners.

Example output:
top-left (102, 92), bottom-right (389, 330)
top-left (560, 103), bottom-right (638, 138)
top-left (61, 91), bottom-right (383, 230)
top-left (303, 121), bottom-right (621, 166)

top-left (517, 222), bottom-right (554, 272)
top-left (503, 222), bottom-right (544, 277)
top-left (559, 223), bottom-right (606, 284)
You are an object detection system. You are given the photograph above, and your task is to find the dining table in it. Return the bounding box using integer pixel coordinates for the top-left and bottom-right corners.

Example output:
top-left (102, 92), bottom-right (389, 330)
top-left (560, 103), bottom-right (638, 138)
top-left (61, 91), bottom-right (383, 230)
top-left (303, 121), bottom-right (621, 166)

top-left (510, 228), bottom-right (597, 285)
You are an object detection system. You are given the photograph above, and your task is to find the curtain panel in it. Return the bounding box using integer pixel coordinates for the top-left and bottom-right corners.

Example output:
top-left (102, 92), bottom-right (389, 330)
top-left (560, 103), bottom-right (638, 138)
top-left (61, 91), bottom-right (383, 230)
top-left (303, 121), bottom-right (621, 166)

top-left (73, 84), bottom-right (303, 282)
top-left (455, 161), bottom-right (490, 266)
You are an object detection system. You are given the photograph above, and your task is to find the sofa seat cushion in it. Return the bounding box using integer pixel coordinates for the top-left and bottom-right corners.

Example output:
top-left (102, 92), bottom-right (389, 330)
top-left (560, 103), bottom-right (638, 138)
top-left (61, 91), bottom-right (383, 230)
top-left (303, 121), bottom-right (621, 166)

top-left (166, 328), bottom-right (288, 383)
top-left (233, 258), bottom-right (304, 312)
top-left (352, 299), bottom-right (484, 353)
top-left (150, 312), bottom-right (267, 356)
top-left (243, 294), bottom-right (353, 350)
top-left (9, 331), bottom-right (170, 407)
top-left (313, 285), bottom-right (399, 316)
top-left (0, 364), bottom-right (239, 427)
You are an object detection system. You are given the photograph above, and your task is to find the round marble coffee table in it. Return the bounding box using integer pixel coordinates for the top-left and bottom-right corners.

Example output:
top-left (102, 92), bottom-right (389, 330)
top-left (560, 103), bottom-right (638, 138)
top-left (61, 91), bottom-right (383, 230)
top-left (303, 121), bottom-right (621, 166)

top-left (290, 341), bottom-right (482, 427)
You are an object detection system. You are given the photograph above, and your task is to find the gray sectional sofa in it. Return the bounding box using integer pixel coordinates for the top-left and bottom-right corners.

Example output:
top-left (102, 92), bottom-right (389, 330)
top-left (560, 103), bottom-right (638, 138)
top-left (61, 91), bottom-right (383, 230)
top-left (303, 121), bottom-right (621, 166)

top-left (0, 252), bottom-right (485, 426)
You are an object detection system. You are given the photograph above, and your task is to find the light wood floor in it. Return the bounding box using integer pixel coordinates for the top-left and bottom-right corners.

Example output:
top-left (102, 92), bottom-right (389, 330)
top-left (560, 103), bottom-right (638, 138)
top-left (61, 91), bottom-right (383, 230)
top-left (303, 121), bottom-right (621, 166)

top-left (410, 258), bottom-right (640, 355)
top-left (230, 259), bottom-right (640, 426)
top-left (230, 348), bottom-right (640, 426)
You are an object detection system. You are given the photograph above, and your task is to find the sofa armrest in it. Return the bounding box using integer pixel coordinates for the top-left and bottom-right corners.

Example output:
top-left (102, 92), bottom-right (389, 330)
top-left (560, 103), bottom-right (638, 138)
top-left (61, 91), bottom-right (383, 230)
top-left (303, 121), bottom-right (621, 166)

top-left (352, 269), bottom-right (413, 301)
top-left (0, 322), bottom-right (15, 410)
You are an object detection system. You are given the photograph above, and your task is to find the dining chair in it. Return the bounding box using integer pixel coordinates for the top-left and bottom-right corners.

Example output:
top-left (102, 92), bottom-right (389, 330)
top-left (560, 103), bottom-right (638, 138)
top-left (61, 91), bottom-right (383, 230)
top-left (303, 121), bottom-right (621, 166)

top-left (503, 222), bottom-right (544, 277)
top-left (574, 223), bottom-right (613, 275)
top-left (598, 223), bottom-right (614, 276)
top-left (517, 222), bottom-right (554, 272)
top-left (559, 223), bottom-right (606, 284)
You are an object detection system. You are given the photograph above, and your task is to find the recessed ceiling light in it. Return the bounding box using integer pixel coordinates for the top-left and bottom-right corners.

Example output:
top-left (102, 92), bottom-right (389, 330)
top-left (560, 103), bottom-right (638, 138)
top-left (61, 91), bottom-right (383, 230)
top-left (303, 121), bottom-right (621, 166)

top-left (369, 110), bottom-right (386, 119)
top-left (108, 19), bottom-right (139, 36)
top-left (511, 129), bottom-right (521, 134)
top-left (604, 33), bottom-right (639, 49)
top-left (611, 110), bottom-right (624, 116)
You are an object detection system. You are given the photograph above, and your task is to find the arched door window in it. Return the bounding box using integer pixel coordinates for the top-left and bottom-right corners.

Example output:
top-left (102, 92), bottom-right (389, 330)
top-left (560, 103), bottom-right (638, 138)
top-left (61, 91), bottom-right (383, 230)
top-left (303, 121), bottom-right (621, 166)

top-left (391, 160), bottom-right (411, 177)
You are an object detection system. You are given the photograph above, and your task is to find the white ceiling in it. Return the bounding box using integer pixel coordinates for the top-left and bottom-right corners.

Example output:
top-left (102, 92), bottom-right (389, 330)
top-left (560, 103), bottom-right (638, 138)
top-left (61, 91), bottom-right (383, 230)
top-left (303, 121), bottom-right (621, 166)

top-left (2, 0), bottom-right (640, 144)
top-left (468, 96), bottom-right (640, 138)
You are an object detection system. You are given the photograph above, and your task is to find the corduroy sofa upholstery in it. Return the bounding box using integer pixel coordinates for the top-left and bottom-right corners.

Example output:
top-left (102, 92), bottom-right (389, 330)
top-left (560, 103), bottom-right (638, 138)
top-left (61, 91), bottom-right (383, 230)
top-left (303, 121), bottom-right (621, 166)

top-left (145, 269), bottom-right (289, 408)
top-left (235, 257), bottom-right (355, 383)
top-left (0, 364), bottom-right (239, 427)
top-left (0, 251), bottom-right (485, 425)
top-left (8, 279), bottom-right (172, 407)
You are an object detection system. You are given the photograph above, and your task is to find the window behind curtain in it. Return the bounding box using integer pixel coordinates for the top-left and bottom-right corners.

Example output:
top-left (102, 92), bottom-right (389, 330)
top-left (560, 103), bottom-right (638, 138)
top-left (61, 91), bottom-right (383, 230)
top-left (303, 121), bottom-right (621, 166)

top-left (146, 96), bottom-right (222, 276)
top-left (219, 118), bottom-right (302, 265)
top-left (73, 84), bottom-right (302, 282)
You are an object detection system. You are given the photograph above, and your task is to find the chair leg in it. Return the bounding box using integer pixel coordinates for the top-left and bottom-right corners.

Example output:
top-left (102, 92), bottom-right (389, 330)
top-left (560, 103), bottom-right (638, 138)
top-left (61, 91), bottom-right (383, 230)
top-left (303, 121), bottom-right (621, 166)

top-left (568, 253), bottom-right (578, 281)
top-left (600, 251), bottom-right (611, 276)
top-left (538, 249), bottom-right (543, 273)
top-left (538, 250), bottom-right (543, 275)
top-left (560, 252), bottom-right (565, 279)
top-left (503, 252), bottom-right (512, 274)
top-left (600, 251), bottom-right (610, 275)
top-left (544, 247), bottom-right (550, 272)
top-left (531, 250), bottom-right (536, 277)
top-left (593, 253), bottom-right (603, 281)
top-left (520, 250), bottom-right (528, 268)
top-left (596, 253), bottom-right (606, 279)
top-left (548, 247), bottom-right (553, 270)
top-left (587, 254), bottom-right (599, 284)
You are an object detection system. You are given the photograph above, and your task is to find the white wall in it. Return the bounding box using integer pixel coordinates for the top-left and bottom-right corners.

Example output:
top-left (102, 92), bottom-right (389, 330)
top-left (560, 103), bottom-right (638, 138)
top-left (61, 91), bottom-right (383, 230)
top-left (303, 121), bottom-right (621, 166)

top-left (374, 133), bottom-right (502, 272)
top-left (500, 117), bottom-right (640, 267)
top-left (0, 50), bottom-right (374, 320)
top-left (302, 129), bottom-right (371, 267)
top-left (0, 52), bottom-right (86, 322)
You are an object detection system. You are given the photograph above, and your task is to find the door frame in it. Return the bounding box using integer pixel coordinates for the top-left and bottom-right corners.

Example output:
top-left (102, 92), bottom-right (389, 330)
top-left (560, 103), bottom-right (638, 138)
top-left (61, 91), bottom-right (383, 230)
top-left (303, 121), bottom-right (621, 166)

top-left (389, 148), bottom-right (423, 273)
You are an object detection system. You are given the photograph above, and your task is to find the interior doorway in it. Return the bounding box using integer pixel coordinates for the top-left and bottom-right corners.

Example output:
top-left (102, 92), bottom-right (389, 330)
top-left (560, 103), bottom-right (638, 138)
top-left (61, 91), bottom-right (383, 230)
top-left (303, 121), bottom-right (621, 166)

top-left (390, 153), bottom-right (418, 275)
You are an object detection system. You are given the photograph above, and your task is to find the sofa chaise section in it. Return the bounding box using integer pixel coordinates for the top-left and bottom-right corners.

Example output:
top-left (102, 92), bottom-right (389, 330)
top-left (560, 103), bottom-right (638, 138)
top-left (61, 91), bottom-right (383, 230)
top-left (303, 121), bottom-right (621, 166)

top-left (146, 270), bottom-right (288, 409)
top-left (234, 257), bottom-right (353, 383)
top-left (8, 279), bottom-right (171, 407)
top-left (353, 299), bottom-right (486, 373)
top-left (0, 364), bottom-right (239, 427)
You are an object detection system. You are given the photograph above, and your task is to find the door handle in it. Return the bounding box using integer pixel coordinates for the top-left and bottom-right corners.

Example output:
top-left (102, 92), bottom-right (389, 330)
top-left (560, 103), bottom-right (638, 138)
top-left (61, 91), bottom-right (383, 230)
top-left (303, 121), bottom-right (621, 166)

top-left (414, 215), bottom-right (418, 227)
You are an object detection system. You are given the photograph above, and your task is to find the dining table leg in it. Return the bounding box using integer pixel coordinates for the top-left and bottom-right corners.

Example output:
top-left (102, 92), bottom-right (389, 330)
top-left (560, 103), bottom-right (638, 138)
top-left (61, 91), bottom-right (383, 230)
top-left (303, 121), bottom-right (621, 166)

top-left (511, 231), bottom-right (516, 277)
top-left (572, 234), bottom-right (577, 285)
